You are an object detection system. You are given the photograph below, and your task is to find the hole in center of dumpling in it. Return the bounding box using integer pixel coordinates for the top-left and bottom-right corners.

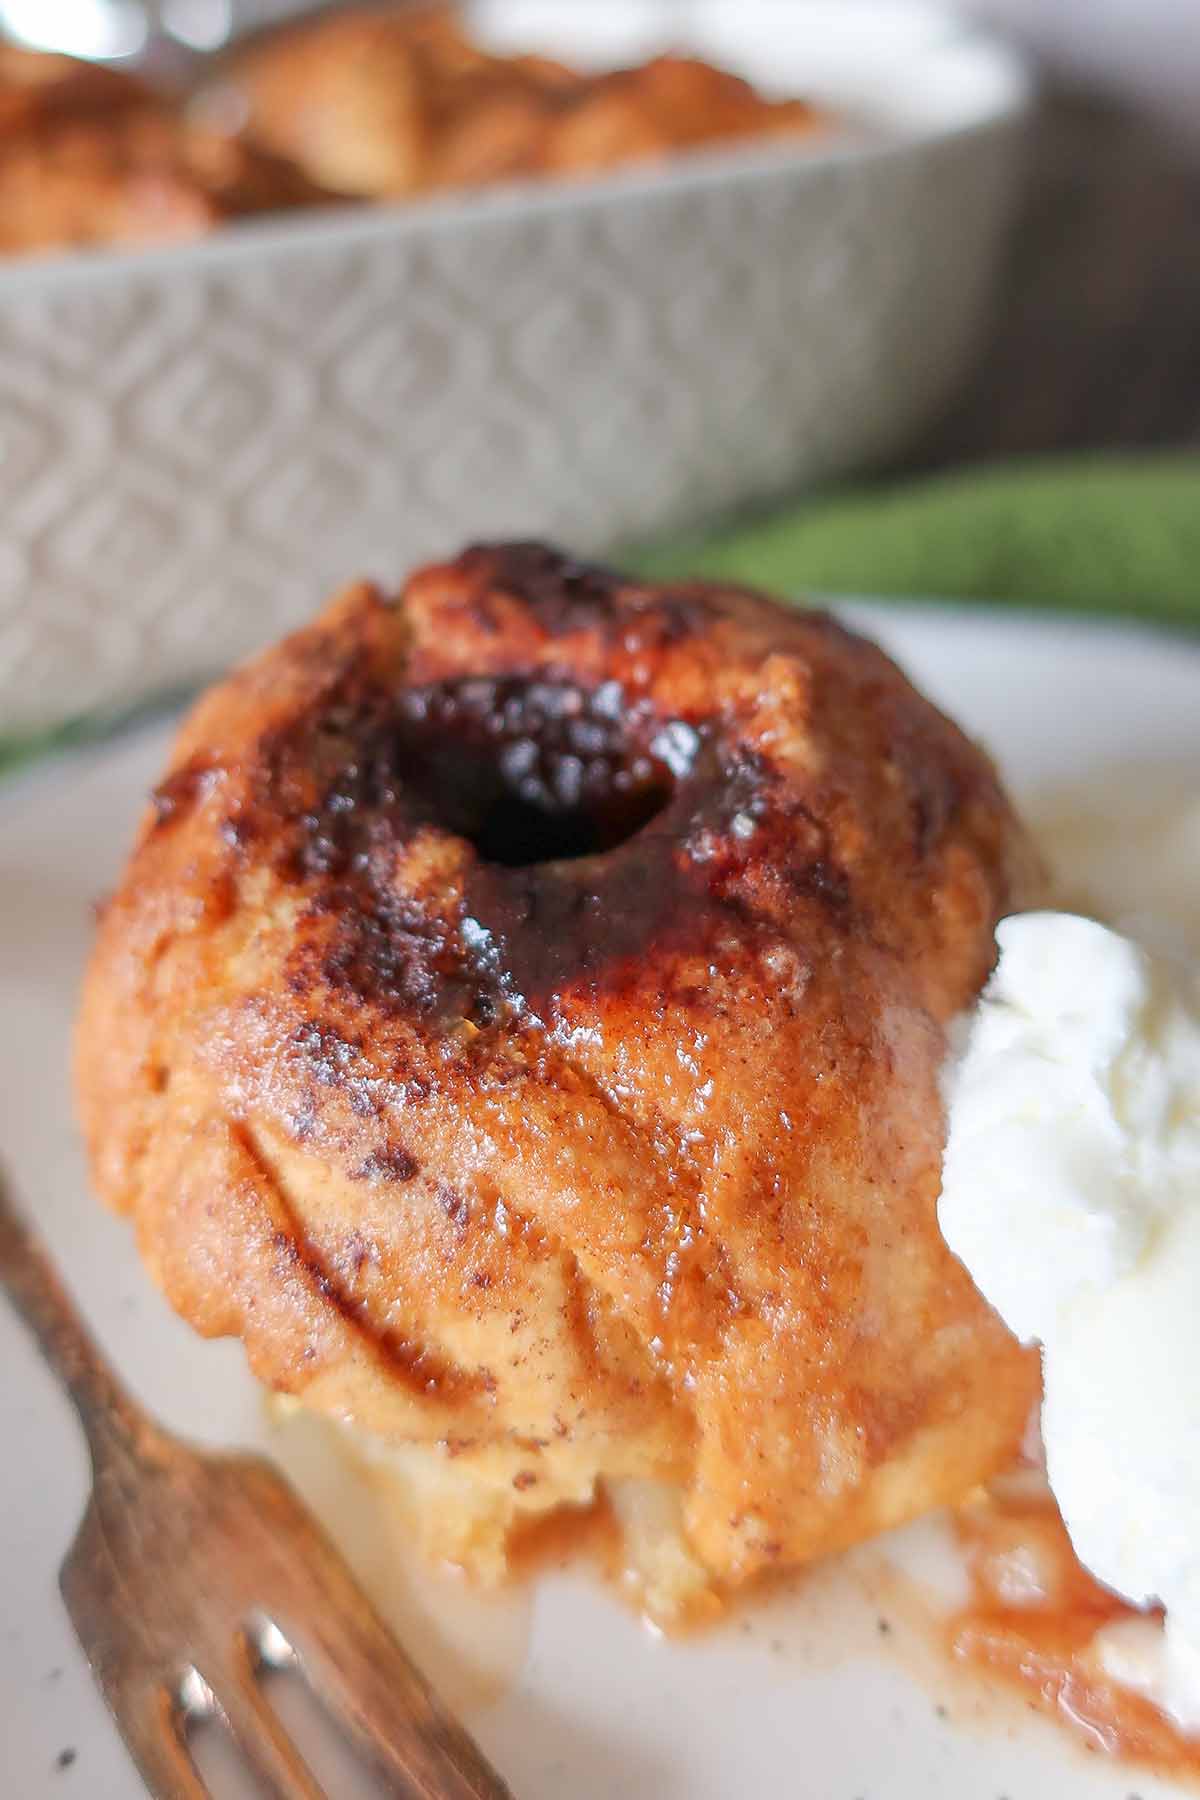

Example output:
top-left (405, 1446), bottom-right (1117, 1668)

top-left (395, 674), bottom-right (678, 867)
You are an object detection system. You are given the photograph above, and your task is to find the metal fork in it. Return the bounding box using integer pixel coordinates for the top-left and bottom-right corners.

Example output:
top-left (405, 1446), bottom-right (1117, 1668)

top-left (0, 1173), bottom-right (516, 1800)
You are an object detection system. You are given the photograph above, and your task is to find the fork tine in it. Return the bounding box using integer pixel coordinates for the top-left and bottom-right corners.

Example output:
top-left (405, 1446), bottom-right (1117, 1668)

top-left (284, 1617), bottom-right (513, 1800)
top-left (210, 1636), bottom-right (326, 1800)
top-left (116, 1681), bottom-right (211, 1800)
top-left (61, 1539), bottom-right (210, 1800)
top-left (5, 1162), bottom-right (514, 1800)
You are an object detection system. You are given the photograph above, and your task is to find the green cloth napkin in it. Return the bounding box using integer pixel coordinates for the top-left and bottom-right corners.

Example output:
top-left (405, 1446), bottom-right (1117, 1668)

top-left (632, 453), bottom-right (1200, 625)
top-left (4, 453), bottom-right (1197, 779)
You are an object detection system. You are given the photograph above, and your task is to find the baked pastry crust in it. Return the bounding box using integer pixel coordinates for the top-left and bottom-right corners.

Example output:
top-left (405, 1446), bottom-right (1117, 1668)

top-left (0, 44), bottom-right (326, 254)
top-left (77, 544), bottom-right (1040, 1598)
top-left (225, 4), bottom-right (824, 198)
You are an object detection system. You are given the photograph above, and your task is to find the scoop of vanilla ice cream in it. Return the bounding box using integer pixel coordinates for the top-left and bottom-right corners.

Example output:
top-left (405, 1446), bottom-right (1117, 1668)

top-left (938, 911), bottom-right (1200, 1732)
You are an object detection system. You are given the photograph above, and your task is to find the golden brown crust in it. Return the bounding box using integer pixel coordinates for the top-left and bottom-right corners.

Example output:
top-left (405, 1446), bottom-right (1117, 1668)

top-left (77, 543), bottom-right (1041, 1591)
top-left (0, 21), bottom-right (824, 255)
top-left (0, 44), bottom-right (148, 134)
top-left (225, 4), bottom-right (824, 198)
top-left (0, 45), bottom-right (328, 255)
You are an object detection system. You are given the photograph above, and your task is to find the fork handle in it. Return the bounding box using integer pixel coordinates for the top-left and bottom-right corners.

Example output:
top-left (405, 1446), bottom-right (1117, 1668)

top-left (0, 1172), bottom-right (151, 1464)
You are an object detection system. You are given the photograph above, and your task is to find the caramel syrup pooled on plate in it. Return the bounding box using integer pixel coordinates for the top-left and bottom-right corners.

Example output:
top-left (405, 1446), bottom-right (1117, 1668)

top-left (951, 1474), bottom-right (1200, 1778)
top-left (261, 1401), bottom-right (533, 1715)
top-left (267, 1387), bottom-right (1200, 1783)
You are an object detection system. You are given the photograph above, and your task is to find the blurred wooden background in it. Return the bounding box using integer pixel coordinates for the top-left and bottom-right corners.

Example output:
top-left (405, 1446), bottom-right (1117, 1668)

top-left (913, 85), bottom-right (1200, 469)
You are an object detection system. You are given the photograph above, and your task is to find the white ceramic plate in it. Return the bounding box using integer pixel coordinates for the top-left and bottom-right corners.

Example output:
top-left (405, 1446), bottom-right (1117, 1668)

top-left (1, 602), bottom-right (1198, 1800)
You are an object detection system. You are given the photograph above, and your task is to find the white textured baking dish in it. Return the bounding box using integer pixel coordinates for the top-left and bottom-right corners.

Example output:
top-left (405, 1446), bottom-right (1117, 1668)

top-left (0, 3), bottom-right (1029, 736)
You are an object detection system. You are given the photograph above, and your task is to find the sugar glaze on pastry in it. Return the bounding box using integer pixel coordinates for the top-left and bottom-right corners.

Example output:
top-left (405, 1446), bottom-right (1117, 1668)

top-left (76, 543), bottom-right (1040, 1616)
